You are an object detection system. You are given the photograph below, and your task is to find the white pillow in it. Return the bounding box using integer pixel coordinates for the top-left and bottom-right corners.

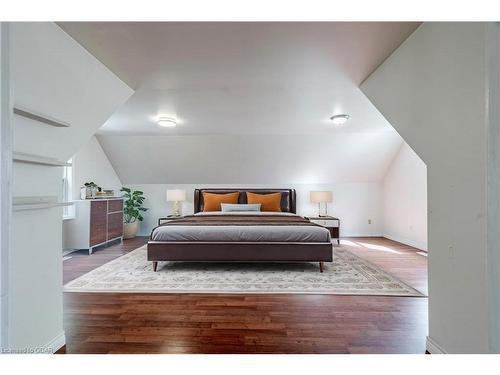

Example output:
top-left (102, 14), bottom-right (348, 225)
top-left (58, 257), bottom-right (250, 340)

top-left (221, 203), bottom-right (261, 212)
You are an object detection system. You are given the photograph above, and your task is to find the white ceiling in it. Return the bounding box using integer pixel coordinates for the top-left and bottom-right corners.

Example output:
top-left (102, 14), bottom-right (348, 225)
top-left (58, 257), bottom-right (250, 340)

top-left (59, 22), bottom-right (419, 136)
top-left (58, 22), bottom-right (419, 184)
top-left (97, 132), bottom-right (403, 184)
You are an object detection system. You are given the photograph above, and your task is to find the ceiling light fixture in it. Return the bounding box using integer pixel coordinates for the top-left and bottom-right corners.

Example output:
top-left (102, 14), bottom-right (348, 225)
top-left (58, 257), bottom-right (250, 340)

top-left (157, 117), bottom-right (177, 127)
top-left (330, 114), bottom-right (350, 125)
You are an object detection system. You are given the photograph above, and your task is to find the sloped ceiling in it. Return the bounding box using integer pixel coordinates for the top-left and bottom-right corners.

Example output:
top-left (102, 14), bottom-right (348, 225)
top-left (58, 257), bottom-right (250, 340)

top-left (59, 22), bottom-right (419, 184)
top-left (11, 23), bottom-right (133, 161)
top-left (98, 132), bottom-right (403, 184)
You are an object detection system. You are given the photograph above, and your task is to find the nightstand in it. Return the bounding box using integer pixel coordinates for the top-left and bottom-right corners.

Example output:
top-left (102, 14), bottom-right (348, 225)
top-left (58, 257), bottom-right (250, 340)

top-left (158, 216), bottom-right (184, 226)
top-left (306, 216), bottom-right (340, 245)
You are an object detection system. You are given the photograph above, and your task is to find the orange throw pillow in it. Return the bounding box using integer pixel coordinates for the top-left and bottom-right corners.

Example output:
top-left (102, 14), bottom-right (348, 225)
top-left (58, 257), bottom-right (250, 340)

top-left (203, 192), bottom-right (240, 212)
top-left (246, 192), bottom-right (282, 212)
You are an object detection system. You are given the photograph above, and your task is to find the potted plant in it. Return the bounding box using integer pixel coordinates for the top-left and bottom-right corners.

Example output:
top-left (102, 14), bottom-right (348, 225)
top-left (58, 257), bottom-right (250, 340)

top-left (82, 181), bottom-right (101, 199)
top-left (120, 187), bottom-right (148, 239)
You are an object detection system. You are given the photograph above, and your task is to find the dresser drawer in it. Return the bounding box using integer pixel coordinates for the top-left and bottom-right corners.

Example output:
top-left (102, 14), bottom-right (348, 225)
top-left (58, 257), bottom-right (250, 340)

top-left (90, 200), bottom-right (107, 246)
top-left (108, 199), bottom-right (123, 213)
top-left (310, 219), bottom-right (339, 228)
top-left (107, 211), bottom-right (123, 240)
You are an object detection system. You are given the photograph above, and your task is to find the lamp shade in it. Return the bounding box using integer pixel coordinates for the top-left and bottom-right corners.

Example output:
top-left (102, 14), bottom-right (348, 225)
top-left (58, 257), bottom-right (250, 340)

top-left (166, 189), bottom-right (186, 202)
top-left (310, 191), bottom-right (333, 203)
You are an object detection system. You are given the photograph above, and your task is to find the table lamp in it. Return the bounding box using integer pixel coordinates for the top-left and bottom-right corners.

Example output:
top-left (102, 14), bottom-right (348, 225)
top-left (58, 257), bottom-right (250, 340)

top-left (166, 189), bottom-right (186, 217)
top-left (310, 191), bottom-right (333, 217)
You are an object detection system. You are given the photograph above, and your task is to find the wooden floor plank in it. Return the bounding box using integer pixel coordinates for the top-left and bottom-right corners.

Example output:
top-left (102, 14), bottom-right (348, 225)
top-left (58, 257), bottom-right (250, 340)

top-left (62, 236), bottom-right (428, 354)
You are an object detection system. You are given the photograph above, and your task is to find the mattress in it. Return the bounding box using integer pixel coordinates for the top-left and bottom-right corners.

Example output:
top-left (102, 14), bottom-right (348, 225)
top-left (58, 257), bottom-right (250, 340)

top-left (150, 212), bottom-right (331, 243)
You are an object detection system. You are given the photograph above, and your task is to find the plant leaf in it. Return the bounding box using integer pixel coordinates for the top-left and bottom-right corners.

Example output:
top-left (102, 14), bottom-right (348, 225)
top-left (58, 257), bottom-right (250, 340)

top-left (120, 188), bottom-right (147, 223)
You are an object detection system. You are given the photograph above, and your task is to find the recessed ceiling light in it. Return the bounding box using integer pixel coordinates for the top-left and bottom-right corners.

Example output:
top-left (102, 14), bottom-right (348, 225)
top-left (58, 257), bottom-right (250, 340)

top-left (330, 114), bottom-right (350, 125)
top-left (157, 117), bottom-right (177, 127)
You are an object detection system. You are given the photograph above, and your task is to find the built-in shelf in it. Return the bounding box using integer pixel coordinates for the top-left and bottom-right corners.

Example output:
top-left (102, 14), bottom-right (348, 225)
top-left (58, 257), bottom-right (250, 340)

top-left (13, 107), bottom-right (70, 128)
top-left (13, 202), bottom-right (74, 212)
top-left (13, 152), bottom-right (71, 167)
top-left (13, 196), bottom-right (74, 212)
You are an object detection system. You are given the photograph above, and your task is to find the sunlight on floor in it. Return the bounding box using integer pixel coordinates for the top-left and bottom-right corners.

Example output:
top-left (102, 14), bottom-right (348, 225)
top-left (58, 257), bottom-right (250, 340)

top-left (340, 240), bottom-right (362, 248)
top-left (417, 251), bottom-right (428, 257)
top-left (356, 242), bottom-right (402, 254)
top-left (340, 239), bottom-right (402, 254)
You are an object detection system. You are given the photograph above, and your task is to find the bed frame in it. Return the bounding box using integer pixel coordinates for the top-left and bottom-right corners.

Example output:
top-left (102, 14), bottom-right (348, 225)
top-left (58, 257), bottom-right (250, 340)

top-left (147, 188), bottom-right (333, 272)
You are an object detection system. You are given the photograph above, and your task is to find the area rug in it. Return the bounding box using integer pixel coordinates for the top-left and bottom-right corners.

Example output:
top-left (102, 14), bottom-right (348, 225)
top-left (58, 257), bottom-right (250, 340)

top-left (64, 245), bottom-right (424, 296)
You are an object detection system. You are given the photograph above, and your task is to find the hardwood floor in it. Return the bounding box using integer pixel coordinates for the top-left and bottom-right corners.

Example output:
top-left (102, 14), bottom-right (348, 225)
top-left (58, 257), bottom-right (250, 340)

top-left (62, 237), bottom-right (428, 354)
top-left (63, 237), bottom-right (146, 284)
top-left (342, 237), bottom-right (428, 295)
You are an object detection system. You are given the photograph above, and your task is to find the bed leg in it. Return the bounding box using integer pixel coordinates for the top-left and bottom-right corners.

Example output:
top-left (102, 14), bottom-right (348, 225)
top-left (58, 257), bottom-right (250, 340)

top-left (319, 261), bottom-right (324, 273)
top-left (153, 261), bottom-right (158, 272)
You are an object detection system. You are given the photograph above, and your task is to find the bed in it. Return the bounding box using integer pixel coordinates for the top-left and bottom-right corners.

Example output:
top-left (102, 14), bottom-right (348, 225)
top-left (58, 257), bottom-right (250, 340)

top-left (147, 189), bottom-right (333, 272)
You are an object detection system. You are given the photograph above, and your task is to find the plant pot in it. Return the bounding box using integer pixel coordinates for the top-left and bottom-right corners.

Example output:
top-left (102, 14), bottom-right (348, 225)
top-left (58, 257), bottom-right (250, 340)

top-left (123, 221), bottom-right (139, 239)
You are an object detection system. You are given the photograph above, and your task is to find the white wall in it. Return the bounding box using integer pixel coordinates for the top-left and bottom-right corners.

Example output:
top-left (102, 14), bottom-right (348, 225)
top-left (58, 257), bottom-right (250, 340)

top-left (127, 183), bottom-right (383, 237)
top-left (485, 22), bottom-right (500, 354)
top-left (7, 23), bottom-right (132, 352)
top-left (71, 136), bottom-right (122, 199)
top-left (0, 22), bottom-right (12, 349)
top-left (101, 130), bottom-right (405, 241)
top-left (362, 23), bottom-right (490, 353)
top-left (63, 136), bottom-right (123, 250)
top-left (11, 164), bottom-right (64, 350)
top-left (382, 143), bottom-right (427, 251)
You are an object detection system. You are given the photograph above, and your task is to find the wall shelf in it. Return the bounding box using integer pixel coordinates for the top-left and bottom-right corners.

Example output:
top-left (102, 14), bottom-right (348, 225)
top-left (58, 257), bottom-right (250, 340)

top-left (13, 202), bottom-right (74, 212)
top-left (13, 107), bottom-right (70, 128)
top-left (13, 152), bottom-right (71, 167)
top-left (13, 196), bottom-right (74, 212)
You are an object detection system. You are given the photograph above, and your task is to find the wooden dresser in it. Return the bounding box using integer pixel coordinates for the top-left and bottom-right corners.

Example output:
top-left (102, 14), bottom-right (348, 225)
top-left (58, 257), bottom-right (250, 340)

top-left (64, 198), bottom-right (124, 254)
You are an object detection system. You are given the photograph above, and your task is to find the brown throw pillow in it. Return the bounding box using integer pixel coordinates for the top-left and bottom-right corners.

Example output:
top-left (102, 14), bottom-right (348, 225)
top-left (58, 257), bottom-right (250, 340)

top-left (202, 192), bottom-right (240, 212)
top-left (246, 192), bottom-right (282, 212)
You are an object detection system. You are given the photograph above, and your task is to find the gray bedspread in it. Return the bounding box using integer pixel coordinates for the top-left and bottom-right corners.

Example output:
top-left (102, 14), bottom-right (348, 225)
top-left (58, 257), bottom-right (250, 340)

top-left (150, 213), bottom-right (331, 243)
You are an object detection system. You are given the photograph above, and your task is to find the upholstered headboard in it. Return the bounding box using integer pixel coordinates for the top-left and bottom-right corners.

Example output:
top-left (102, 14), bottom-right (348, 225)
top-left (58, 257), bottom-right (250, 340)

top-left (194, 189), bottom-right (297, 214)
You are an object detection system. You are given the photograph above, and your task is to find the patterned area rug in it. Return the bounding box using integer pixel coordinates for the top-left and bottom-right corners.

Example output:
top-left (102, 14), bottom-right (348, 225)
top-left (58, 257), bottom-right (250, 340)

top-left (64, 245), bottom-right (424, 296)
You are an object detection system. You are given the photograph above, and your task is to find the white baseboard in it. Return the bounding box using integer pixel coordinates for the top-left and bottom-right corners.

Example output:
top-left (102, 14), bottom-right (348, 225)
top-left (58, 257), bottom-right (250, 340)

top-left (46, 331), bottom-right (65, 354)
top-left (426, 336), bottom-right (447, 354)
